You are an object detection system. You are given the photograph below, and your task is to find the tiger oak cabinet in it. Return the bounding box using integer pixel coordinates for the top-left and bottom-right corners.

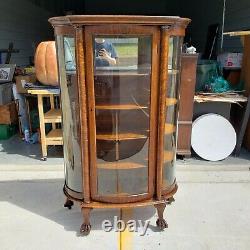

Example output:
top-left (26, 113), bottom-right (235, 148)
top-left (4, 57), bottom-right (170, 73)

top-left (49, 15), bottom-right (190, 235)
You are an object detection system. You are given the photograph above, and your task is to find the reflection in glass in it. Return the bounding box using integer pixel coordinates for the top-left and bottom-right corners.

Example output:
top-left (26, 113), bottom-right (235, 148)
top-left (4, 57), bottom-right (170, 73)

top-left (93, 36), bottom-right (152, 196)
top-left (163, 36), bottom-right (182, 189)
top-left (64, 37), bottom-right (76, 71)
top-left (94, 38), bottom-right (118, 67)
top-left (60, 36), bottom-right (82, 192)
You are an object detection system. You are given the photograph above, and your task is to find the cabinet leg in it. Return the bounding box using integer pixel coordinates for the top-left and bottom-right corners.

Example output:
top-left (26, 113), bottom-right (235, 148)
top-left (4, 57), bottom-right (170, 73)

top-left (154, 203), bottom-right (168, 230)
top-left (64, 197), bottom-right (74, 209)
top-left (80, 207), bottom-right (92, 235)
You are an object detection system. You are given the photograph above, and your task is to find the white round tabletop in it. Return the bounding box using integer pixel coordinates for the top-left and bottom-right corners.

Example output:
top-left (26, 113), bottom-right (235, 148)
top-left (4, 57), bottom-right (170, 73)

top-left (191, 113), bottom-right (236, 161)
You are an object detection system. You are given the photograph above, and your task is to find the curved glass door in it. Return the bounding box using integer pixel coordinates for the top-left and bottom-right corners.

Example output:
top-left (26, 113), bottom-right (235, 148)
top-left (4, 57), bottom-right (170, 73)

top-left (85, 27), bottom-right (159, 203)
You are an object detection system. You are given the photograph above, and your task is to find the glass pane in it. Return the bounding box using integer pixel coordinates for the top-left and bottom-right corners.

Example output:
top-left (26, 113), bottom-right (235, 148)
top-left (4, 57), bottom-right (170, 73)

top-left (93, 36), bottom-right (152, 196)
top-left (64, 37), bottom-right (76, 71)
top-left (163, 37), bottom-right (182, 189)
top-left (59, 36), bottom-right (82, 193)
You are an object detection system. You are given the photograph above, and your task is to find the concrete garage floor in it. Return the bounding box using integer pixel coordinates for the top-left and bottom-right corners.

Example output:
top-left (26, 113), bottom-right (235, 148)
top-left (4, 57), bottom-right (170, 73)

top-left (0, 135), bottom-right (250, 250)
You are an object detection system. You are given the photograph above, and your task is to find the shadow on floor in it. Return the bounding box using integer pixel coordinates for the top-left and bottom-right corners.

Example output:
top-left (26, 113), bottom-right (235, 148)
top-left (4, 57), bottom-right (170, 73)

top-left (177, 147), bottom-right (250, 166)
top-left (0, 135), bottom-right (63, 161)
top-left (0, 178), bottom-right (158, 234)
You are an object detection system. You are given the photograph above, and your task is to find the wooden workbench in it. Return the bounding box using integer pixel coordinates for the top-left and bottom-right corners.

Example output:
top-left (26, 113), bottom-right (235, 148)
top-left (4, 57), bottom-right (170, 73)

top-left (194, 93), bottom-right (250, 155)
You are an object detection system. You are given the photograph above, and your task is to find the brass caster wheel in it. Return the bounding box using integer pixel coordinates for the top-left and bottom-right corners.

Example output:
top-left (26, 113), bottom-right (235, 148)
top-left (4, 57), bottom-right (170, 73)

top-left (156, 218), bottom-right (168, 230)
top-left (80, 223), bottom-right (91, 236)
top-left (64, 199), bottom-right (74, 209)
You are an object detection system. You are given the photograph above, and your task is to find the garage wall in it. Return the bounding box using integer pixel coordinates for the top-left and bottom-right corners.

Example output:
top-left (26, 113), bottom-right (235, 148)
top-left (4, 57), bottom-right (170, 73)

top-left (81, 0), bottom-right (225, 54)
top-left (3, 0), bottom-right (247, 67)
top-left (84, 0), bottom-right (174, 15)
top-left (28, 0), bottom-right (85, 15)
top-left (0, 0), bottom-right (53, 66)
top-left (176, 0), bottom-right (223, 54)
top-left (179, 0), bottom-right (250, 53)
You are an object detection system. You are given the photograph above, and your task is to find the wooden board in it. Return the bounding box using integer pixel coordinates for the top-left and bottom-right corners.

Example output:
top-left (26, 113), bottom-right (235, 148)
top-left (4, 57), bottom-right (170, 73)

top-left (44, 109), bottom-right (62, 123)
top-left (27, 89), bottom-right (60, 95)
top-left (194, 94), bottom-right (247, 103)
top-left (46, 128), bottom-right (63, 145)
top-left (49, 15), bottom-right (190, 27)
top-left (223, 31), bottom-right (250, 36)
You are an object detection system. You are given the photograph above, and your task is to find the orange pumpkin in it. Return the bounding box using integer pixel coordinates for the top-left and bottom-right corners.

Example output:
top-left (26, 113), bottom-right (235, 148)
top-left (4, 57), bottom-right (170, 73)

top-left (35, 41), bottom-right (58, 86)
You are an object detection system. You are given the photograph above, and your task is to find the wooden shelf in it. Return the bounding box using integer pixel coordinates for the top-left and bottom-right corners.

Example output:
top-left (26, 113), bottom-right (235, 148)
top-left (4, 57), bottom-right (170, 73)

top-left (96, 132), bottom-right (147, 141)
top-left (97, 162), bottom-right (147, 170)
top-left (95, 71), bottom-right (150, 76)
top-left (44, 109), bottom-right (62, 123)
top-left (164, 150), bottom-right (174, 162)
top-left (95, 104), bottom-right (148, 110)
top-left (27, 89), bottom-right (60, 95)
top-left (166, 98), bottom-right (177, 106)
top-left (46, 129), bottom-right (63, 145)
top-left (165, 124), bottom-right (176, 134)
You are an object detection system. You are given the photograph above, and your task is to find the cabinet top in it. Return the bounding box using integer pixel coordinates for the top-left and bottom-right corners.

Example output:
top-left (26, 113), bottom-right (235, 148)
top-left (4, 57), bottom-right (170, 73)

top-left (49, 15), bottom-right (190, 27)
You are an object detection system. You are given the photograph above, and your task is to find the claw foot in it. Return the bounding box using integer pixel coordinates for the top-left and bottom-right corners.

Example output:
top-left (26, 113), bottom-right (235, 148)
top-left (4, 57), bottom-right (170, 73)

top-left (156, 218), bottom-right (168, 230)
top-left (80, 223), bottom-right (91, 235)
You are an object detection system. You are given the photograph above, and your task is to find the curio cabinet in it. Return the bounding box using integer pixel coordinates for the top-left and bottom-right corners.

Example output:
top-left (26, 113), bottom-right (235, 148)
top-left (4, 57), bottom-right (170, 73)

top-left (49, 15), bottom-right (190, 235)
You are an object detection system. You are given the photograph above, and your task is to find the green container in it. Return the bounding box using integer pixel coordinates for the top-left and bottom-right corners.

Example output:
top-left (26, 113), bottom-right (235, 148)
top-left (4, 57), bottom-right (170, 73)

top-left (0, 124), bottom-right (17, 140)
top-left (196, 60), bottom-right (218, 92)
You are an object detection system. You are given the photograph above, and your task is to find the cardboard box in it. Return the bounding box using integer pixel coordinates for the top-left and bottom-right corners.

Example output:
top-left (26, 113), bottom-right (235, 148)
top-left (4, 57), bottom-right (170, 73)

top-left (15, 74), bottom-right (36, 94)
top-left (0, 82), bottom-right (13, 105)
top-left (0, 101), bottom-right (18, 124)
top-left (217, 53), bottom-right (243, 69)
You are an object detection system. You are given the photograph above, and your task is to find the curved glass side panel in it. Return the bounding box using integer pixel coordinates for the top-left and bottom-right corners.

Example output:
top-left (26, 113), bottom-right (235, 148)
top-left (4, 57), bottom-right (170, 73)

top-left (162, 36), bottom-right (182, 190)
top-left (56, 35), bottom-right (82, 193)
